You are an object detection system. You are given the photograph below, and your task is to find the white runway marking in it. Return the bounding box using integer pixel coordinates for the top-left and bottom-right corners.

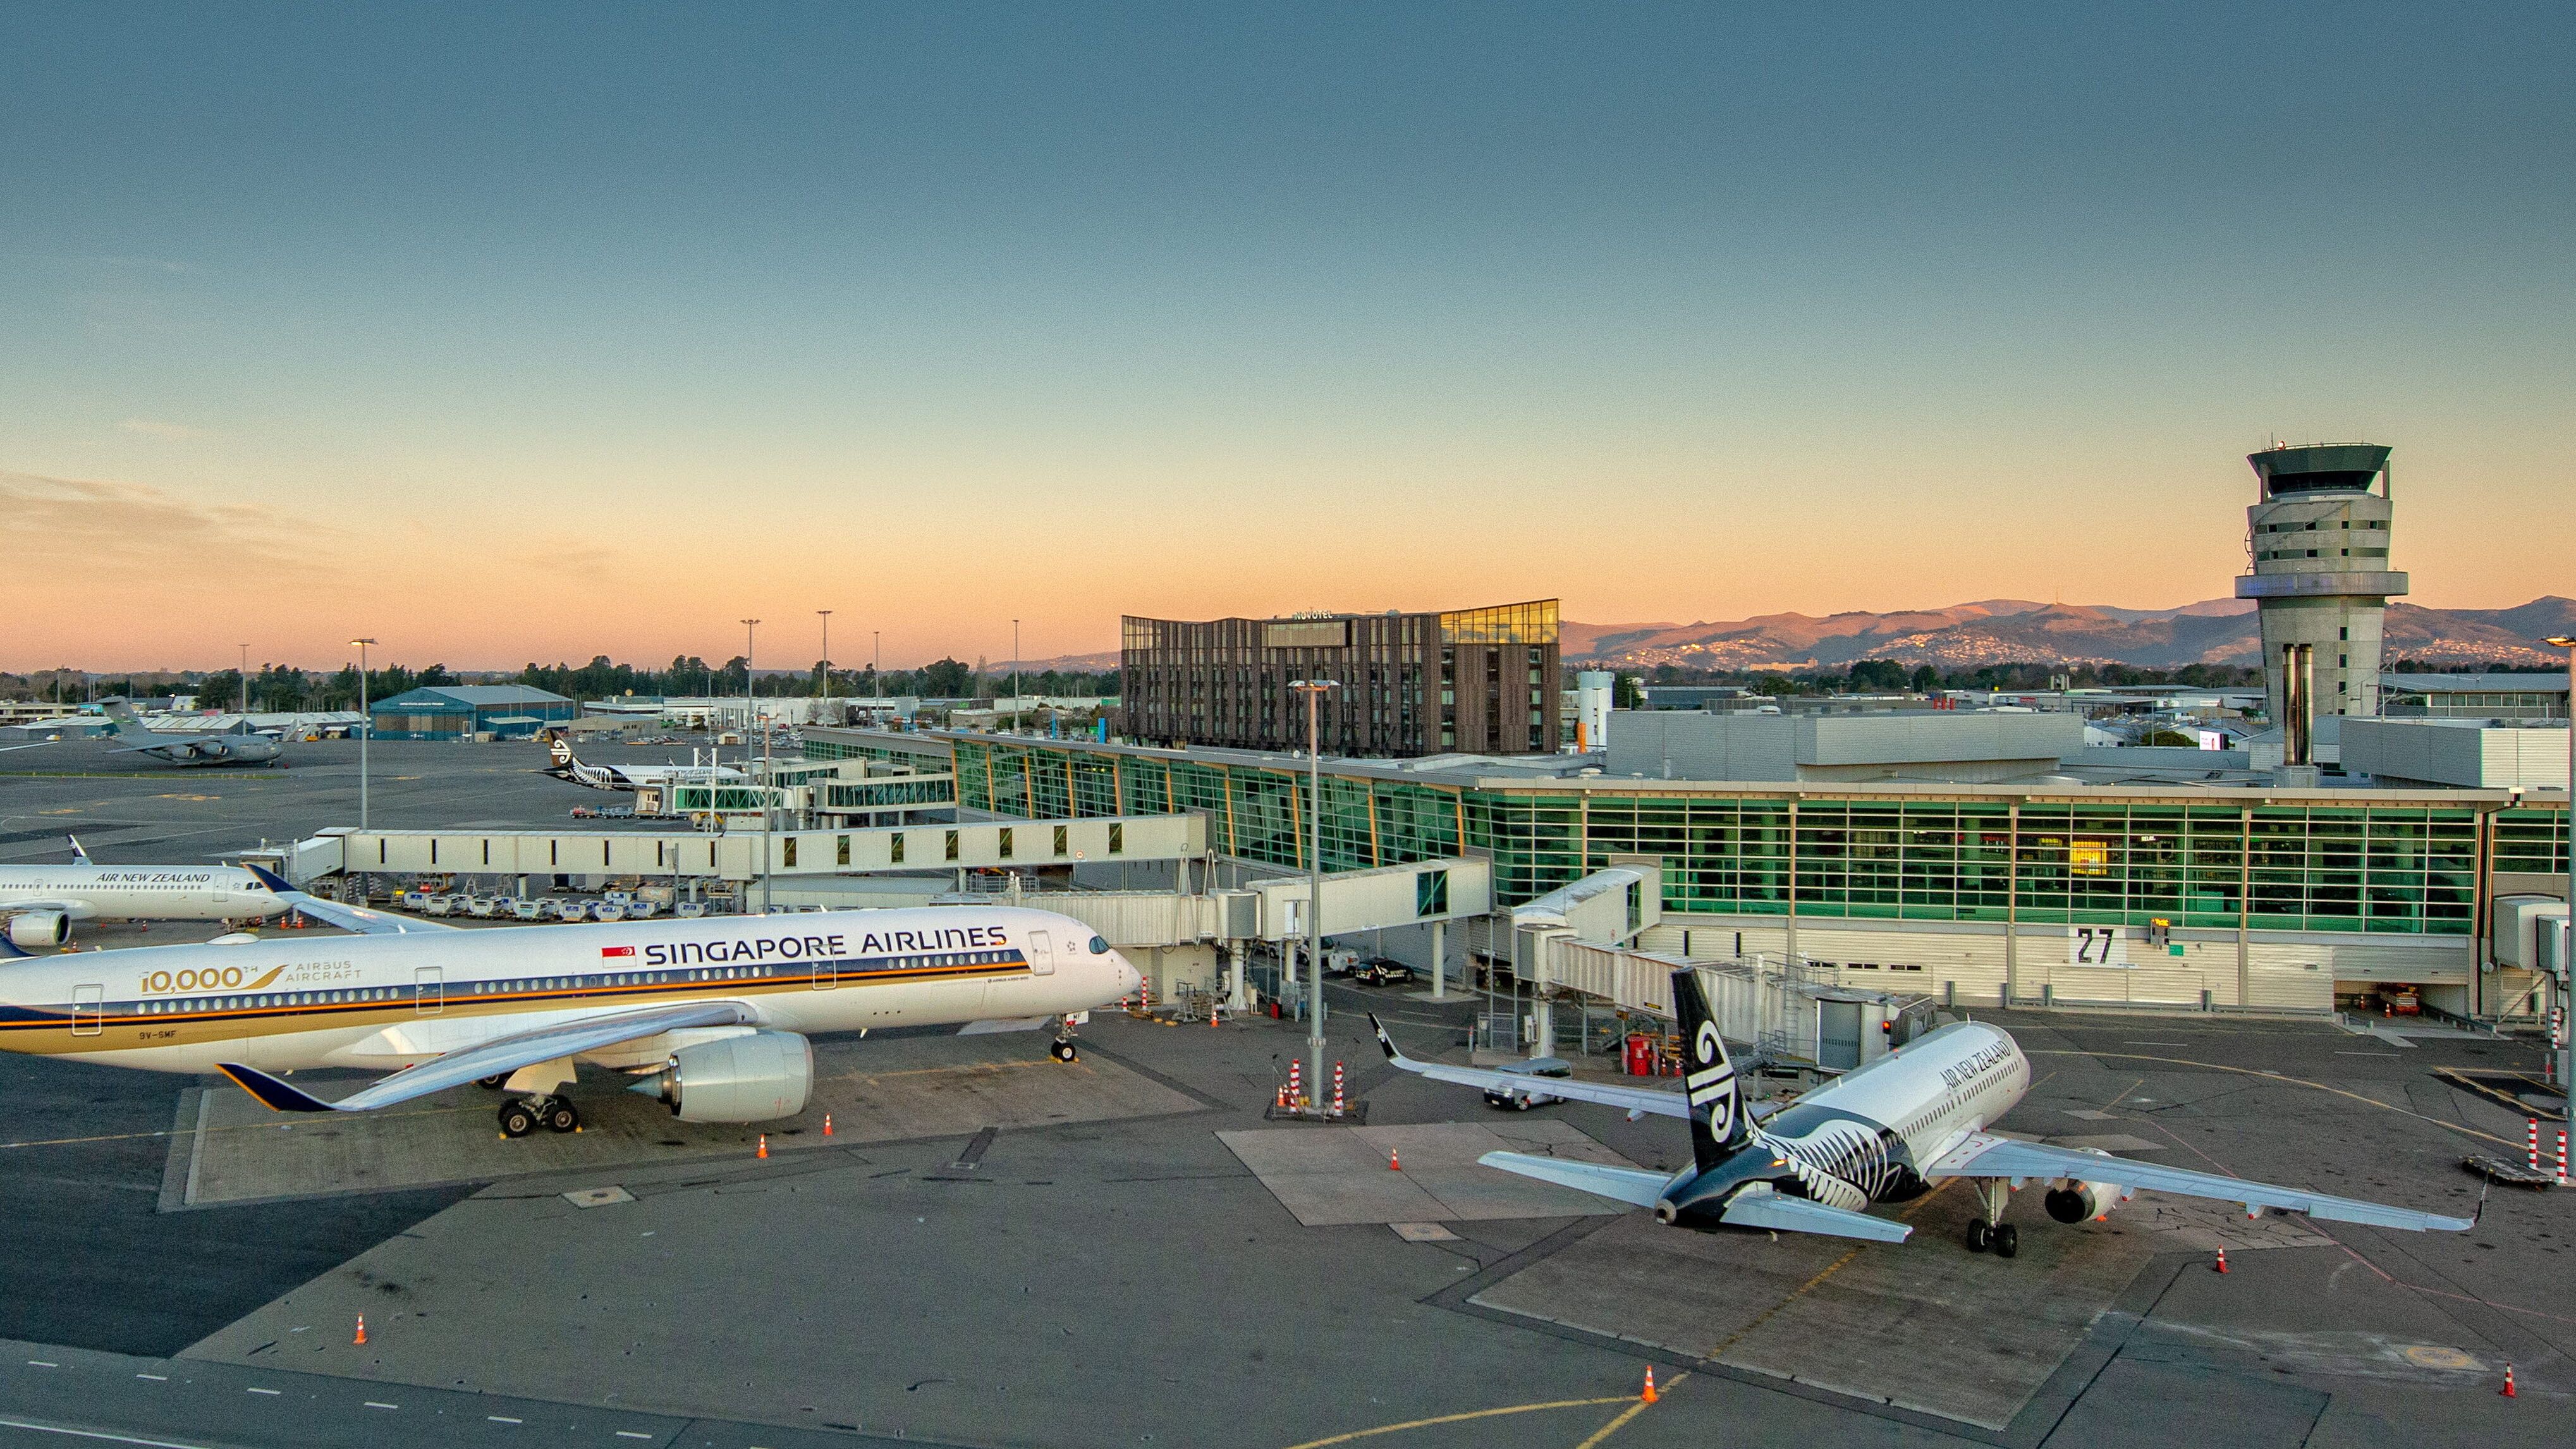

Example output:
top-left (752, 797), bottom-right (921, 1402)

top-left (0, 1414), bottom-right (217, 1448)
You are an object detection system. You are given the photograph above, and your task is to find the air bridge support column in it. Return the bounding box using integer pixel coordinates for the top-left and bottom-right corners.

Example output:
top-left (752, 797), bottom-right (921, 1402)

top-left (1429, 919), bottom-right (1445, 1001)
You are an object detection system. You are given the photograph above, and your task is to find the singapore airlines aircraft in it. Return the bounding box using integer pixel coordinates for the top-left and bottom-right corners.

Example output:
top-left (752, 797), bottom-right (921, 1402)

top-left (0, 838), bottom-right (288, 947)
top-left (1373, 968), bottom-right (2472, 1256)
top-left (0, 866), bottom-right (1139, 1137)
top-left (543, 737), bottom-right (743, 793)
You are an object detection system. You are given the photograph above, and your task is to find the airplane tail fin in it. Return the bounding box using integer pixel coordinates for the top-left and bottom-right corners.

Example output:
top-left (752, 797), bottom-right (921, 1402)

top-left (67, 835), bottom-right (89, 865)
top-left (1672, 967), bottom-right (1751, 1170)
top-left (98, 699), bottom-right (140, 736)
top-left (546, 737), bottom-right (577, 774)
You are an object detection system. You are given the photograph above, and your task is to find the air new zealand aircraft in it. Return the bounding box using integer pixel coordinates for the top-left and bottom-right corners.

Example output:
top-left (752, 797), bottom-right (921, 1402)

top-left (1374, 968), bottom-right (2470, 1254)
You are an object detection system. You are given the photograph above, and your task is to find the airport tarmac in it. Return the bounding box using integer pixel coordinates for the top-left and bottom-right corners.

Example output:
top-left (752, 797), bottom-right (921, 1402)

top-left (0, 761), bottom-right (2568, 1447)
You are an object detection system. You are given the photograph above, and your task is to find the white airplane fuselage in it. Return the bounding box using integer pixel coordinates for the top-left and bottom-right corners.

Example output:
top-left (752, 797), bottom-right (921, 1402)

top-left (0, 866), bottom-right (284, 924)
top-left (1659, 1020), bottom-right (2031, 1220)
top-left (0, 905), bottom-right (1137, 1078)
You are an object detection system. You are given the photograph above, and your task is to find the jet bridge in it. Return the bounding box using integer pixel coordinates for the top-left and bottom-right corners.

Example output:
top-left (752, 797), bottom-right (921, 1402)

top-left (294, 814), bottom-right (1207, 887)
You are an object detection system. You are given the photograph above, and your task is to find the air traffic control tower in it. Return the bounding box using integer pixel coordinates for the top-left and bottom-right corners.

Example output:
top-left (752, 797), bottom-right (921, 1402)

top-left (2235, 444), bottom-right (2406, 752)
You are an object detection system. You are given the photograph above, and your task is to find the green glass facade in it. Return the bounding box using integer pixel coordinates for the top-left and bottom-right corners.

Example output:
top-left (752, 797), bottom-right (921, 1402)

top-left (951, 737), bottom-right (2552, 938)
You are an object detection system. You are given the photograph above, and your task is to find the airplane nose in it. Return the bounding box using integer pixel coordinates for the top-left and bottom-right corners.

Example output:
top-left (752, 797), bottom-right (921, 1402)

top-left (1119, 956), bottom-right (1142, 993)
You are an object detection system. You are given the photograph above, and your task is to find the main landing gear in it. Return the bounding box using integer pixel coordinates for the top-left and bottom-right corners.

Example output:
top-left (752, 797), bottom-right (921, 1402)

top-left (497, 1096), bottom-right (581, 1137)
top-left (1963, 1180), bottom-right (2018, 1258)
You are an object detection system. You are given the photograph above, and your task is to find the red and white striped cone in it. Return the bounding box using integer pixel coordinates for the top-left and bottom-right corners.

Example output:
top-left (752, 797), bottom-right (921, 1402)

top-left (2213, 1247), bottom-right (2228, 1274)
top-left (1286, 1059), bottom-right (1303, 1110)
top-left (1331, 1061), bottom-right (1346, 1117)
top-left (2501, 1362), bottom-right (2517, 1398)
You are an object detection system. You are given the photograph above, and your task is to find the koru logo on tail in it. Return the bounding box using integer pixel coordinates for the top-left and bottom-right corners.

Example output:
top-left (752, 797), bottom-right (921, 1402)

top-left (1684, 1020), bottom-right (1736, 1138)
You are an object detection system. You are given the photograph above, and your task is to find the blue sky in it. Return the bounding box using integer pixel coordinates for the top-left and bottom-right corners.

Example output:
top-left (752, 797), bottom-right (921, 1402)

top-left (3, 4), bottom-right (2568, 669)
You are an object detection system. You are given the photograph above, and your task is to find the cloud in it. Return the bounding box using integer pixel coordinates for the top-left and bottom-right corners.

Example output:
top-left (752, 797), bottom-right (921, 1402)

top-left (116, 418), bottom-right (212, 440)
top-left (0, 470), bottom-right (347, 577)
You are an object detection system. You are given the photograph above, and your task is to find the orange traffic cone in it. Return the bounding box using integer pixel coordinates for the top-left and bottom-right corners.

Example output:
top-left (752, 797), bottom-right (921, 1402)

top-left (822, 1114), bottom-right (834, 1137)
top-left (1642, 1367), bottom-right (1658, 1403)
top-left (757, 1134), bottom-right (769, 1159)
top-left (2501, 1363), bottom-right (2517, 1398)
top-left (1389, 1149), bottom-right (1402, 1172)
top-left (353, 1315), bottom-right (367, 1346)
top-left (2213, 1249), bottom-right (2228, 1274)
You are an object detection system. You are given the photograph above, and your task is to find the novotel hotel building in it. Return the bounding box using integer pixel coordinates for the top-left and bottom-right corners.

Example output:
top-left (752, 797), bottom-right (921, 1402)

top-left (1118, 599), bottom-right (1563, 759)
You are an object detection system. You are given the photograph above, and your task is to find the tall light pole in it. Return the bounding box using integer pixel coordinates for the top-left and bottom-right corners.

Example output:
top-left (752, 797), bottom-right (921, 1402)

top-left (1291, 678), bottom-right (1341, 1109)
top-left (2546, 634), bottom-right (2575, 1184)
top-left (816, 609), bottom-right (833, 721)
top-left (350, 638), bottom-right (377, 831)
top-left (739, 618), bottom-right (760, 754)
top-left (237, 644), bottom-right (250, 714)
top-left (874, 630), bottom-right (883, 700)
top-left (1011, 618), bottom-right (1021, 734)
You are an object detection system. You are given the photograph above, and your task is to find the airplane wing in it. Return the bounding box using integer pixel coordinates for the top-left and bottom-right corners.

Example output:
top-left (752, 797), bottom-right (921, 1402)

top-left (1477, 1151), bottom-right (1671, 1208)
top-left (1718, 1183), bottom-right (1913, 1242)
top-left (0, 740), bottom-right (59, 754)
top-left (1370, 1013), bottom-right (1694, 1120)
top-left (245, 864), bottom-right (460, 934)
top-left (218, 1000), bottom-right (754, 1113)
top-left (1925, 1132), bottom-right (2475, 1232)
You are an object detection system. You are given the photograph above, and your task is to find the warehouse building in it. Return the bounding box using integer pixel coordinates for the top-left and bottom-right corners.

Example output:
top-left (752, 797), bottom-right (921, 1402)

top-left (367, 685), bottom-right (575, 740)
top-left (1118, 599), bottom-right (1561, 758)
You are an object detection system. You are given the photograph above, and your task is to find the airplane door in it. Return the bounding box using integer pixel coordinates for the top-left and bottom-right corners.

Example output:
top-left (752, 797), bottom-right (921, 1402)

top-left (1027, 929), bottom-right (1056, 975)
top-left (414, 966), bottom-right (443, 1015)
top-left (1818, 1000), bottom-right (1862, 1071)
top-left (73, 984), bottom-right (104, 1037)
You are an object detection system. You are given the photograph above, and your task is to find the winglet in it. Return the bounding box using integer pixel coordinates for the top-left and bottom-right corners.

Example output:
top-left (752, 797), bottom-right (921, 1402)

top-left (1367, 1013), bottom-right (1407, 1065)
top-left (217, 1063), bottom-right (342, 1112)
top-left (245, 863), bottom-right (296, 895)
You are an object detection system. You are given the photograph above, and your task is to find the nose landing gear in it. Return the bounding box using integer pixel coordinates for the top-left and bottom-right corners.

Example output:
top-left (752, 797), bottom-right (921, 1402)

top-left (1049, 1014), bottom-right (1081, 1063)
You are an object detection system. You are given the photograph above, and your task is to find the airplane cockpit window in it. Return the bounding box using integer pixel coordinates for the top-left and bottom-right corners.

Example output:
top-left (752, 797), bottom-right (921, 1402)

top-left (1089, 936), bottom-right (1110, 955)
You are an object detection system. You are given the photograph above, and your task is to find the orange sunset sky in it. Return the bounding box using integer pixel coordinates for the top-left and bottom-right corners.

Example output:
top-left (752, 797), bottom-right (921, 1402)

top-left (3, 10), bottom-right (2568, 675)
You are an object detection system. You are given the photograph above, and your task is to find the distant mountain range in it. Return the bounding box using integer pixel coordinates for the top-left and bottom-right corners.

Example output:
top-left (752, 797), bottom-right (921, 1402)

top-left (1562, 597), bottom-right (2576, 671)
top-left (1020, 596), bottom-right (2575, 675)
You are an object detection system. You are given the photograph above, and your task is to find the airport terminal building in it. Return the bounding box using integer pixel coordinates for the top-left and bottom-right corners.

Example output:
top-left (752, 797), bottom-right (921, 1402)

top-left (926, 730), bottom-right (2567, 1025)
top-left (1118, 599), bottom-right (1562, 758)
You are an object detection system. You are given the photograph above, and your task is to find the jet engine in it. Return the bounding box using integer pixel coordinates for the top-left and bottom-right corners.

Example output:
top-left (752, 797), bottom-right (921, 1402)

top-left (2044, 1179), bottom-right (2133, 1223)
top-left (633, 1030), bottom-right (812, 1122)
top-left (6, 911), bottom-right (70, 949)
